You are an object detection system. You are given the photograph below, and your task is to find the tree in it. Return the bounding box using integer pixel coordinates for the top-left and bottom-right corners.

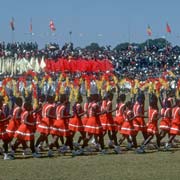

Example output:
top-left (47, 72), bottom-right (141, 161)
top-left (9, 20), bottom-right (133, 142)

top-left (85, 43), bottom-right (102, 52)
top-left (113, 42), bottom-right (130, 52)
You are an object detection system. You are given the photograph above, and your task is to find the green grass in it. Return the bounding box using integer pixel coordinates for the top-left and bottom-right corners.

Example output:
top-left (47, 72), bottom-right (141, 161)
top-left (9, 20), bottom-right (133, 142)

top-left (0, 134), bottom-right (180, 180)
top-left (0, 146), bottom-right (180, 180)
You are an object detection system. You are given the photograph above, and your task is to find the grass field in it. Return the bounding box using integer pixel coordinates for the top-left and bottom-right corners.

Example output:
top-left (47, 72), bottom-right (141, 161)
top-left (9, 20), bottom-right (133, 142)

top-left (0, 135), bottom-right (180, 180)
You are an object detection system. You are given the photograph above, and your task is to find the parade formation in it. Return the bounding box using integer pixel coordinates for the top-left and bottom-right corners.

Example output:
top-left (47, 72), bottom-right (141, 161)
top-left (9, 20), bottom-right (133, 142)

top-left (0, 41), bottom-right (180, 160)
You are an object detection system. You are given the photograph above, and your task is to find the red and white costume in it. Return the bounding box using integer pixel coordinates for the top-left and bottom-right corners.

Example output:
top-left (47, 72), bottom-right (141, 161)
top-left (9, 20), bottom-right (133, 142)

top-left (133, 102), bottom-right (146, 132)
top-left (114, 103), bottom-right (125, 131)
top-left (84, 102), bottom-right (103, 134)
top-left (36, 103), bottom-right (55, 135)
top-left (0, 109), bottom-right (9, 140)
top-left (169, 106), bottom-right (180, 135)
top-left (147, 107), bottom-right (159, 135)
top-left (6, 106), bottom-right (22, 139)
top-left (15, 111), bottom-right (36, 141)
top-left (159, 107), bottom-right (171, 132)
top-left (50, 104), bottom-right (70, 136)
top-left (120, 110), bottom-right (135, 136)
top-left (69, 103), bottom-right (84, 132)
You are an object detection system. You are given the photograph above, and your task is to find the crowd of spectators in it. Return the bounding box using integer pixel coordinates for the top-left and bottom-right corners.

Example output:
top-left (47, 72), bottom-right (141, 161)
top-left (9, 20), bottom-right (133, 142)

top-left (0, 41), bottom-right (180, 80)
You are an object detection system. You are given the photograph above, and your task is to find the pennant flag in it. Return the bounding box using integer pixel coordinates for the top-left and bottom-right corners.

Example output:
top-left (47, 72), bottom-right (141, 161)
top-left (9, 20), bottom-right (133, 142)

top-left (166, 23), bottom-right (171, 33)
top-left (147, 25), bottom-right (152, 36)
top-left (49, 20), bottom-right (56, 31)
top-left (29, 19), bottom-right (32, 33)
top-left (10, 17), bottom-right (15, 31)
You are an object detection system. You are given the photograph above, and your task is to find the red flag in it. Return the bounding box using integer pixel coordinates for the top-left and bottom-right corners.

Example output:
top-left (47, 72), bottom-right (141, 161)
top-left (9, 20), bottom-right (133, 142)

top-left (10, 17), bottom-right (15, 31)
top-left (147, 25), bottom-right (152, 36)
top-left (49, 20), bottom-right (56, 31)
top-left (30, 19), bottom-right (32, 33)
top-left (166, 23), bottom-right (171, 33)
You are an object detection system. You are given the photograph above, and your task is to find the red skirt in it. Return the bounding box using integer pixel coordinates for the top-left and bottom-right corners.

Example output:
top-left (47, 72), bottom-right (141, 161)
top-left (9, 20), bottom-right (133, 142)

top-left (15, 124), bottom-right (35, 141)
top-left (69, 116), bottom-right (84, 132)
top-left (159, 118), bottom-right (171, 132)
top-left (114, 115), bottom-right (124, 131)
top-left (82, 116), bottom-right (88, 126)
top-left (147, 122), bottom-right (159, 135)
top-left (100, 114), bottom-right (116, 131)
top-left (6, 119), bottom-right (21, 139)
top-left (36, 117), bottom-right (54, 135)
top-left (170, 122), bottom-right (180, 135)
top-left (120, 121), bottom-right (136, 136)
top-left (0, 124), bottom-right (8, 140)
top-left (133, 117), bottom-right (147, 132)
top-left (35, 114), bottom-right (42, 129)
top-left (50, 119), bottom-right (70, 137)
top-left (84, 116), bottom-right (103, 135)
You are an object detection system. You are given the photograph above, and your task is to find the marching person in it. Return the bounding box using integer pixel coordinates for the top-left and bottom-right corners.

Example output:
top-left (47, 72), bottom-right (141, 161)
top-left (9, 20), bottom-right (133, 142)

top-left (14, 102), bottom-right (40, 158)
top-left (120, 101), bottom-right (137, 149)
top-left (165, 99), bottom-right (180, 150)
top-left (137, 94), bottom-right (160, 153)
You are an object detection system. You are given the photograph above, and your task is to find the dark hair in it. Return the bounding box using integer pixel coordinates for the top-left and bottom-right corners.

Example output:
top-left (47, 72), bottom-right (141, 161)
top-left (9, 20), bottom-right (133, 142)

top-left (23, 102), bottom-right (32, 111)
top-left (60, 94), bottom-right (67, 103)
top-left (15, 97), bottom-right (23, 106)
top-left (39, 94), bottom-right (46, 102)
top-left (149, 93), bottom-right (158, 104)
top-left (125, 101), bottom-right (133, 109)
top-left (107, 92), bottom-right (113, 100)
top-left (166, 100), bottom-right (171, 108)
top-left (149, 98), bottom-right (158, 109)
top-left (137, 93), bottom-right (145, 104)
top-left (47, 95), bottom-right (54, 103)
top-left (117, 94), bottom-right (126, 103)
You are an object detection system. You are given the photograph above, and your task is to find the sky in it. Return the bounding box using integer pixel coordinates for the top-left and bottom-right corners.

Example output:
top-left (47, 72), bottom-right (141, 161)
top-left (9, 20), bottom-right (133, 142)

top-left (0, 0), bottom-right (180, 48)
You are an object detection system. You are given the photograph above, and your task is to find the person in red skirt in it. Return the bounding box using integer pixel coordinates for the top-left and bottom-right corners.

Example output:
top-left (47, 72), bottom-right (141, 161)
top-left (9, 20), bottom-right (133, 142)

top-left (35, 94), bottom-right (49, 150)
top-left (120, 101), bottom-right (137, 149)
top-left (6, 97), bottom-right (29, 155)
top-left (133, 92), bottom-right (148, 141)
top-left (137, 94), bottom-right (160, 153)
top-left (69, 94), bottom-right (86, 147)
top-left (105, 92), bottom-right (120, 153)
top-left (6, 97), bottom-right (23, 141)
top-left (35, 95), bottom-right (55, 152)
top-left (14, 102), bottom-right (40, 158)
top-left (114, 94), bottom-right (126, 131)
top-left (165, 99), bottom-right (180, 150)
top-left (83, 94), bottom-right (105, 153)
top-left (48, 94), bottom-right (73, 156)
top-left (76, 96), bottom-right (92, 146)
top-left (0, 96), bottom-right (12, 160)
top-left (159, 99), bottom-right (172, 141)
top-left (114, 94), bottom-right (126, 145)
top-left (99, 94), bottom-right (108, 137)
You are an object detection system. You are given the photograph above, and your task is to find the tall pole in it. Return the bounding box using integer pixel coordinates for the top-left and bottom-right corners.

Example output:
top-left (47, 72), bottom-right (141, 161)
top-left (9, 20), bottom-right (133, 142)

top-left (69, 31), bottom-right (72, 43)
top-left (128, 23), bottom-right (131, 44)
top-left (30, 18), bottom-right (33, 42)
top-left (10, 17), bottom-right (15, 43)
top-left (11, 31), bottom-right (15, 43)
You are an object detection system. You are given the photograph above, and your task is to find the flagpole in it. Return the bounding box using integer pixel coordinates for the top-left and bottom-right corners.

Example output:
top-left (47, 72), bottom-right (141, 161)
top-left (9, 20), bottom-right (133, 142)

top-left (10, 17), bottom-right (15, 43)
top-left (69, 31), bottom-right (72, 43)
top-left (30, 32), bottom-right (33, 42)
top-left (30, 18), bottom-right (33, 42)
top-left (165, 32), bottom-right (167, 50)
top-left (147, 25), bottom-right (152, 50)
top-left (11, 30), bottom-right (15, 43)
